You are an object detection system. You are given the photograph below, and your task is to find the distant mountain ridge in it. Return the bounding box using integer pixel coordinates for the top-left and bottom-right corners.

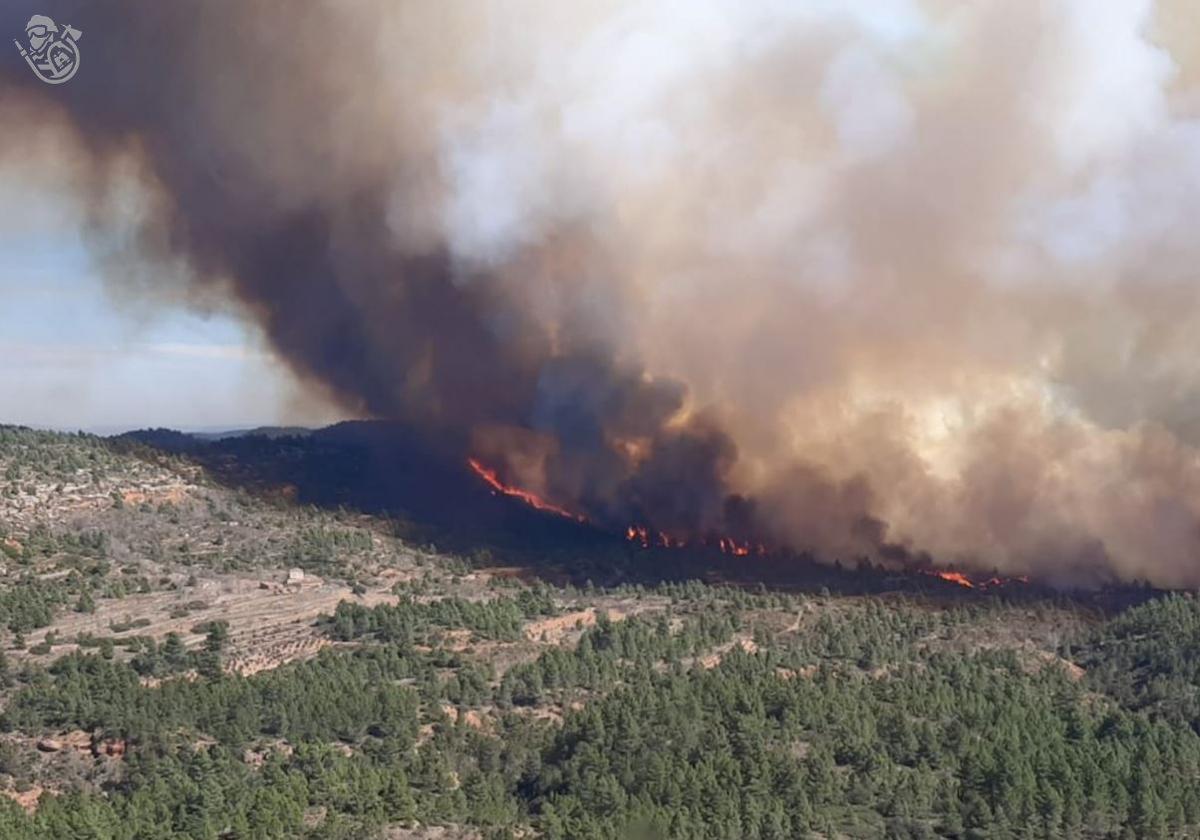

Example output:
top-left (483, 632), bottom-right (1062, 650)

top-left (116, 426), bottom-right (313, 447)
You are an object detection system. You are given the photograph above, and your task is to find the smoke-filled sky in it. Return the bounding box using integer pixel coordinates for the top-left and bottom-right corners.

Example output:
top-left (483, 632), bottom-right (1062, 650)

top-left (4, 0), bottom-right (1200, 586)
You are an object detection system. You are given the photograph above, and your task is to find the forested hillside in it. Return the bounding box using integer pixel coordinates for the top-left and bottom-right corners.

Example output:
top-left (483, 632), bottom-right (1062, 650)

top-left (0, 426), bottom-right (1198, 839)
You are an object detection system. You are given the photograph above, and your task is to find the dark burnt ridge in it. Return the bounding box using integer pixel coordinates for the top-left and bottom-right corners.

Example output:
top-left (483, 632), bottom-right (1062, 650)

top-left (112, 421), bottom-right (1165, 610)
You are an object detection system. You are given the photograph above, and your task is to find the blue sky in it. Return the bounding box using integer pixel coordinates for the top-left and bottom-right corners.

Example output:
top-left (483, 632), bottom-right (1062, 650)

top-left (0, 184), bottom-right (342, 434)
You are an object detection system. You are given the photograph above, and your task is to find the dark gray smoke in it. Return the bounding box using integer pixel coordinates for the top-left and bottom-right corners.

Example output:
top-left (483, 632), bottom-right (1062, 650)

top-left (5, 0), bottom-right (1200, 587)
top-left (0, 0), bottom-right (746, 541)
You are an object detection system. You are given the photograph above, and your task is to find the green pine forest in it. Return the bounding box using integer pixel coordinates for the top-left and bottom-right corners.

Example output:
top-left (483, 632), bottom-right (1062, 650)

top-left (1, 426), bottom-right (1200, 839)
top-left (0, 589), bottom-right (1197, 838)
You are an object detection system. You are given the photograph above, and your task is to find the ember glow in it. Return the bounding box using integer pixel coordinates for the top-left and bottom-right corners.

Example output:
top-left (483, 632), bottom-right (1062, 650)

top-left (623, 524), bottom-right (766, 555)
top-left (10, 1), bottom-right (1200, 588)
top-left (919, 569), bottom-right (1032, 590)
top-left (470, 458), bottom-right (1034, 585)
top-left (622, 524), bottom-right (757, 554)
top-left (931, 570), bottom-right (975, 589)
top-left (467, 458), bottom-right (585, 522)
top-left (467, 462), bottom-right (764, 556)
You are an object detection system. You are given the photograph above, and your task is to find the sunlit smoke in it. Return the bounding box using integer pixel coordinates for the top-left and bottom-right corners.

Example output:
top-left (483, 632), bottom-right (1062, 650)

top-left (4, 0), bottom-right (1200, 587)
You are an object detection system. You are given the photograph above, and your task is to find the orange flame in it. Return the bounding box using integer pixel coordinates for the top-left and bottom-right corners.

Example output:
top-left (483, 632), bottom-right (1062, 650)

top-left (467, 460), bottom-right (768, 556)
top-left (624, 525), bottom-right (684, 549)
top-left (467, 458), bottom-right (585, 522)
top-left (465, 458), bottom-right (1030, 587)
top-left (932, 570), bottom-right (975, 589)
top-left (920, 569), bottom-right (1031, 589)
top-left (624, 525), bottom-right (765, 556)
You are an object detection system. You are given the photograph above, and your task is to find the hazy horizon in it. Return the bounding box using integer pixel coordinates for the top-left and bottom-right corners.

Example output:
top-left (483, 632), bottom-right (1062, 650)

top-left (0, 171), bottom-right (346, 431)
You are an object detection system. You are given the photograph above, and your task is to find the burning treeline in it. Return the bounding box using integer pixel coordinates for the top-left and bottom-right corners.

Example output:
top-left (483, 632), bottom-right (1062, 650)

top-left (470, 450), bottom-right (1027, 590)
top-left (5, 0), bottom-right (1200, 588)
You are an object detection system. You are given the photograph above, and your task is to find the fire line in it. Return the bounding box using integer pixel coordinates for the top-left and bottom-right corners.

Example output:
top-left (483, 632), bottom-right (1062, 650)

top-left (467, 458), bottom-right (586, 522)
top-left (466, 458), bottom-right (1029, 586)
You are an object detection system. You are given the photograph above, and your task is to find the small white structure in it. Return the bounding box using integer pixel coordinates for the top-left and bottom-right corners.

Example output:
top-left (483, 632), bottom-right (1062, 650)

top-left (286, 568), bottom-right (305, 586)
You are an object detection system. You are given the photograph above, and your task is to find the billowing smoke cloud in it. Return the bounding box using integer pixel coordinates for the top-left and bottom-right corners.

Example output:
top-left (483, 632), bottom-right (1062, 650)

top-left (4, 0), bottom-right (1200, 587)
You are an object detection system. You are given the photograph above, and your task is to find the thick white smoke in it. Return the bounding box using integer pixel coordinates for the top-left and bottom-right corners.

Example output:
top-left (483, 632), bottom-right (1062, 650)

top-left (5, 0), bottom-right (1200, 586)
top-left (408, 0), bottom-right (1200, 585)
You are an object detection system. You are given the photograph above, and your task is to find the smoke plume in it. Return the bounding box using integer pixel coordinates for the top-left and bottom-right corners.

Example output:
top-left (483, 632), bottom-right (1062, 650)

top-left (5, 0), bottom-right (1200, 587)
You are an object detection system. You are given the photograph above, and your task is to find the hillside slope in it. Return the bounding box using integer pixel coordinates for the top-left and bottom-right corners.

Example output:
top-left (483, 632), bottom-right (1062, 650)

top-left (0, 426), bottom-right (1197, 839)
